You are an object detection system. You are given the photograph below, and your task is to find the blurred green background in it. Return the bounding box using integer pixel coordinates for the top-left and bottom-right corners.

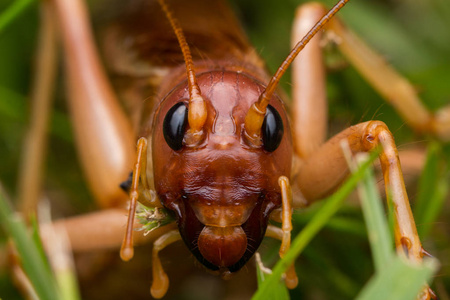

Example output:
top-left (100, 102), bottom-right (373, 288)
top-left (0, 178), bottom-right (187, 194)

top-left (0, 0), bottom-right (449, 299)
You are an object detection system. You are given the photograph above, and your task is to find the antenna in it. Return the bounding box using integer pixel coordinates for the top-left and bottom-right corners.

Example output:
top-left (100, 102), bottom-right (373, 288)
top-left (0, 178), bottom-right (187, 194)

top-left (243, 0), bottom-right (350, 145)
top-left (158, 0), bottom-right (207, 145)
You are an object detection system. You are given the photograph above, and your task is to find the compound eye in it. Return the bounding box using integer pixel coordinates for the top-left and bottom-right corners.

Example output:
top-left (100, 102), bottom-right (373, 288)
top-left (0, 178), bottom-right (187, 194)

top-left (262, 105), bottom-right (283, 152)
top-left (163, 102), bottom-right (188, 150)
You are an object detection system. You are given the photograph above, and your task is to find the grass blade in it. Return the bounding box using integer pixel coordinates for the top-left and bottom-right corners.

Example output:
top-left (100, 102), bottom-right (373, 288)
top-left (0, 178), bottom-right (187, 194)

top-left (355, 154), bottom-right (393, 272)
top-left (0, 0), bottom-right (35, 33)
top-left (414, 142), bottom-right (449, 238)
top-left (256, 253), bottom-right (290, 300)
top-left (356, 256), bottom-right (438, 300)
top-left (0, 185), bottom-right (60, 300)
top-left (47, 227), bottom-right (81, 300)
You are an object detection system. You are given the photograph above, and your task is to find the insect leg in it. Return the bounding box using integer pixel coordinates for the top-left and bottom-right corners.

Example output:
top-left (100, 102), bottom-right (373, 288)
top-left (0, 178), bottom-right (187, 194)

top-left (289, 2), bottom-right (428, 202)
top-left (295, 120), bottom-right (434, 299)
top-left (265, 177), bottom-right (298, 289)
top-left (291, 3), bottom-right (328, 159)
top-left (277, 177), bottom-right (293, 259)
top-left (50, 0), bottom-right (135, 208)
top-left (265, 224), bottom-right (298, 289)
top-left (39, 209), bottom-right (176, 253)
top-left (150, 229), bottom-right (181, 299)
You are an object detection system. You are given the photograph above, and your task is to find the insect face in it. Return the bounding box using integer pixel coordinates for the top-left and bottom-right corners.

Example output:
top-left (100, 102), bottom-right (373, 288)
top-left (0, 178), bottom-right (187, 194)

top-left (152, 70), bottom-right (292, 273)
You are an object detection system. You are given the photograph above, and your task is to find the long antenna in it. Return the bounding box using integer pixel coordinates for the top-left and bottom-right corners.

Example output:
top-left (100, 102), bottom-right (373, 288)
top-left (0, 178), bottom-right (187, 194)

top-left (158, 0), bottom-right (206, 145)
top-left (243, 0), bottom-right (350, 145)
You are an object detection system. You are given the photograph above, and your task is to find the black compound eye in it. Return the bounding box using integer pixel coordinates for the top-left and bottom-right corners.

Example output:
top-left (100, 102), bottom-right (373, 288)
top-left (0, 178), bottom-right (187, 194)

top-left (262, 105), bottom-right (284, 152)
top-left (163, 102), bottom-right (188, 150)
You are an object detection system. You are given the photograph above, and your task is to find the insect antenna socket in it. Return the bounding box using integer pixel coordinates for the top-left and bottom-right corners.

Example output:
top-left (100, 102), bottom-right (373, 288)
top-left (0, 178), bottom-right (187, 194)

top-left (158, 0), bottom-right (207, 146)
top-left (186, 93), bottom-right (207, 145)
top-left (243, 0), bottom-right (350, 147)
top-left (243, 101), bottom-right (267, 147)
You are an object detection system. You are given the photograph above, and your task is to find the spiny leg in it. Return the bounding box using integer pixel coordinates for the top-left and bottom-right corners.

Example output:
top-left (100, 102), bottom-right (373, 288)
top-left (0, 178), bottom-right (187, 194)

top-left (265, 176), bottom-right (298, 289)
top-left (150, 229), bottom-right (181, 299)
top-left (295, 121), bottom-right (433, 298)
top-left (296, 121), bottom-right (419, 256)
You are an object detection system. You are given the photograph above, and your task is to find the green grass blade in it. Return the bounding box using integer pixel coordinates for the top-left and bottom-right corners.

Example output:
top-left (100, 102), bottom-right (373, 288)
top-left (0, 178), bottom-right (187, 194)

top-left (0, 0), bottom-right (35, 33)
top-left (252, 152), bottom-right (378, 300)
top-left (256, 257), bottom-right (290, 300)
top-left (415, 142), bottom-right (440, 223)
top-left (36, 209), bottom-right (82, 300)
top-left (356, 256), bottom-right (438, 300)
top-left (56, 268), bottom-right (81, 300)
top-left (355, 154), bottom-right (393, 272)
top-left (414, 142), bottom-right (449, 238)
top-left (50, 232), bottom-right (81, 300)
top-left (293, 210), bottom-right (367, 238)
top-left (417, 174), bottom-right (449, 239)
top-left (30, 215), bottom-right (53, 275)
top-left (0, 185), bottom-right (60, 300)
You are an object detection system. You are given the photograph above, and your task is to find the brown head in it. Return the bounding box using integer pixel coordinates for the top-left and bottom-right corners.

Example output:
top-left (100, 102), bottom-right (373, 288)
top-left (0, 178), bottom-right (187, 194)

top-left (152, 70), bottom-right (292, 273)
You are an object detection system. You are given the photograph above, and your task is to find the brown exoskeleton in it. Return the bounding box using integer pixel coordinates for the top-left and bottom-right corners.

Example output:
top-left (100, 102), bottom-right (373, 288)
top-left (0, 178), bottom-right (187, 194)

top-left (15, 0), bottom-right (450, 298)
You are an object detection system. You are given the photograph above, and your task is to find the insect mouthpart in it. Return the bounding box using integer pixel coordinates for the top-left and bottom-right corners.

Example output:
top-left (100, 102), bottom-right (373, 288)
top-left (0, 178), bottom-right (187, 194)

top-left (164, 190), bottom-right (277, 274)
top-left (197, 225), bottom-right (247, 268)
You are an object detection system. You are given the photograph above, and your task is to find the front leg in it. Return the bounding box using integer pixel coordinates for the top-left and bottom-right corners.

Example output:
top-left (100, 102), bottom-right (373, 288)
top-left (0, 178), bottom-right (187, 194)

top-left (295, 121), bottom-right (433, 299)
top-left (265, 176), bottom-right (298, 289)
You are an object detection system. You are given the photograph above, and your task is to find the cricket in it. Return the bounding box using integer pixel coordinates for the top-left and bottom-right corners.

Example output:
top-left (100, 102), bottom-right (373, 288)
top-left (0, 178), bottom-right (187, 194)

top-left (0, 0), bottom-right (449, 299)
